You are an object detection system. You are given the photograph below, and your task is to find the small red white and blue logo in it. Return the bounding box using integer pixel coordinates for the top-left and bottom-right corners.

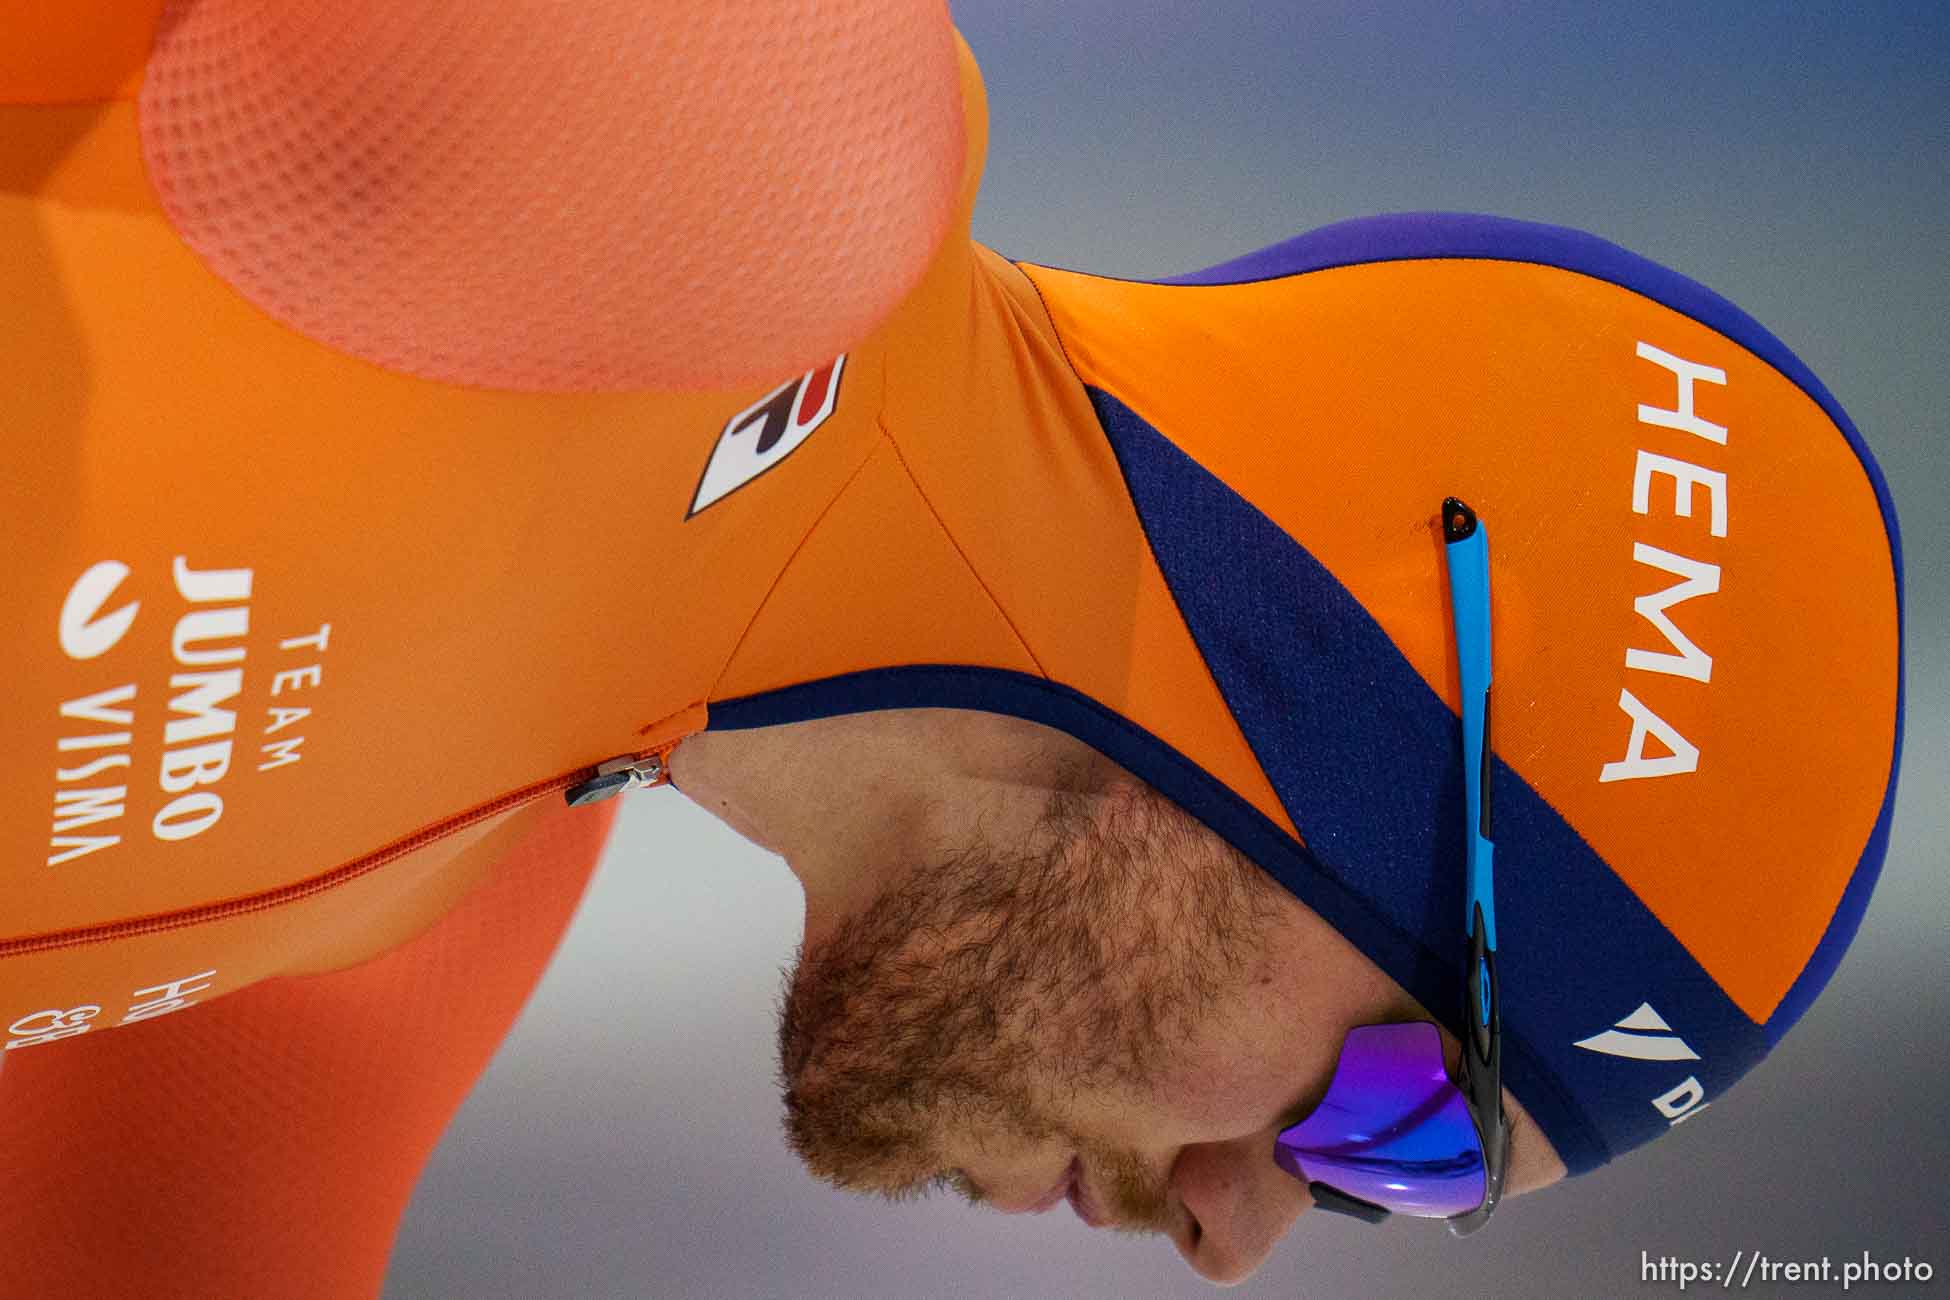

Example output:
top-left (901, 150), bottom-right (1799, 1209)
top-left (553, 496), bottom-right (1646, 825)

top-left (687, 356), bottom-right (846, 519)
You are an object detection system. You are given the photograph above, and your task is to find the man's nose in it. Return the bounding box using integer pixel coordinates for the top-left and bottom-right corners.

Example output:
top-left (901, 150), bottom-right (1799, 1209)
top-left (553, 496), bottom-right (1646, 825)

top-left (1166, 1136), bottom-right (1308, 1285)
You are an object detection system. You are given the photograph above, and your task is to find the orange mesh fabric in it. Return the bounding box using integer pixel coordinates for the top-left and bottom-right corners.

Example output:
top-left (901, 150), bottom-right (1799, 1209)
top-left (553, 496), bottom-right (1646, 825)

top-left (138, 0), bottom-right (963, 391)
top-left (0, 798), bottom-right (619, 1300)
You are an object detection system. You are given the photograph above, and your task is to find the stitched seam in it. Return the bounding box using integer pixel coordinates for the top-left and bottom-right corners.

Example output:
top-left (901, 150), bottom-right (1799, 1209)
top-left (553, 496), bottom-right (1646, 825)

top-left (705, 441), bottom-right (886, 702)
top-left (1011, 258), bottom-right (1092, 399)
top-left (877, 418), bottom-right (1046, 677)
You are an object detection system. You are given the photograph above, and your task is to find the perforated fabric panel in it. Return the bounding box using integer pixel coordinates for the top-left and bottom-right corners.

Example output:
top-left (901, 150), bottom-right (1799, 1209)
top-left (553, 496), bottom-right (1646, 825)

top-left (138, 0), bottom-right (962, 392)
top-left (0, 798), bottom-right (619, 1300)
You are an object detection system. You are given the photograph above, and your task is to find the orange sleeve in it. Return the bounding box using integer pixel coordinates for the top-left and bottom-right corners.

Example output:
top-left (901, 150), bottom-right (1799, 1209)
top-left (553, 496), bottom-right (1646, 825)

top-left (0, 798), bottom-right (619, 1300)
top-left (8, 1), bottom-right (963, 390)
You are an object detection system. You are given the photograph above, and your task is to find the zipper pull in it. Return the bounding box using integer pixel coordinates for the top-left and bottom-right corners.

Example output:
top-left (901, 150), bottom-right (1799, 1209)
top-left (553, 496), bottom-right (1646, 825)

top-left (564, 751), bottom-right (670, 807)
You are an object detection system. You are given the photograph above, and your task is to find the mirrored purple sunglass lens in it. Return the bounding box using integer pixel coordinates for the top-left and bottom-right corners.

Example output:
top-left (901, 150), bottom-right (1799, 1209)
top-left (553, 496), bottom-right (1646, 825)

top-left (1273, 1021), bottom-right (1486, 1219)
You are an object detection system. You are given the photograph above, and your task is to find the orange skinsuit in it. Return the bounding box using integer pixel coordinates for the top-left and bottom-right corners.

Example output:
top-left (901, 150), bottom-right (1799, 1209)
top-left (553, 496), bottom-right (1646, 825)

top-left (1, 4), bottom-right (1904, 1295)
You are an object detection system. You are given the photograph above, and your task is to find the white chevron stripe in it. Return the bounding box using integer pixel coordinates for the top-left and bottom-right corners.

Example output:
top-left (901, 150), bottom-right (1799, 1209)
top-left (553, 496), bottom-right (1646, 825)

top-left (1615, 1002), bottom-right (1673, 1032)
top-left (1614, 1005), bottom-right (1677, 1029)
top-left (1573, 1028), bottom-right (1700, 1061)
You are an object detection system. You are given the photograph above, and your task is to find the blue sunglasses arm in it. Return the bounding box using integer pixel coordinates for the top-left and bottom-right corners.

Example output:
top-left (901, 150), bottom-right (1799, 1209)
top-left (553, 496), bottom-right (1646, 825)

top-left (1441, 497), bottom-right (1507, 1237)
top-left (1442, 499), bottom-right (1496, 963)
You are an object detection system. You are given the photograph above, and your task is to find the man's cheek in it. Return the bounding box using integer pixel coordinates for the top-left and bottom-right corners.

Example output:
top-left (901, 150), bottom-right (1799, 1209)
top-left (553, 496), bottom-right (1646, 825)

top-left (1148, 1036), bottom-right (1302, 1138)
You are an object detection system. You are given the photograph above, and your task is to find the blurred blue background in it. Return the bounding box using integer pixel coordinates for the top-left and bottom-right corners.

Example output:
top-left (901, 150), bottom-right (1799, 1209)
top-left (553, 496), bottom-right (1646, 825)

top-left (388, 4), bottom-right (1949, 1297)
